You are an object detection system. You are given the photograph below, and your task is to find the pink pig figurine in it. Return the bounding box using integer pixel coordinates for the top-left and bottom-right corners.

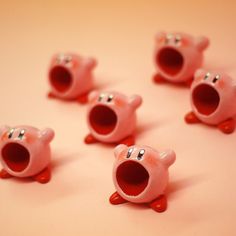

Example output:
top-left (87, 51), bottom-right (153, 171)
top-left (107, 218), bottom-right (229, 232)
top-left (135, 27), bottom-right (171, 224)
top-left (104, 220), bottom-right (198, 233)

top-left (185, 69), bottom-right (236, 134)
top-left (0, 125), bottom-right (55, 183)
top-left (109, 144), bottom-right (176, 212)
top-left (84, 91), bottom-right (142, 146)
top-left (48, 53), bottom-right (97, 103)
top-left (153, 32), bottom-right (209, 86)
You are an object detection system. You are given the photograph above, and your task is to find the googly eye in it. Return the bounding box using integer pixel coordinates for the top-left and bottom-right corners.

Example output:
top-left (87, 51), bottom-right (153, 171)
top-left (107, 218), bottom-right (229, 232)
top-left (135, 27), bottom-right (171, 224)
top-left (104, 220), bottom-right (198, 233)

top-left (98, 93), bottom-right (105, 102)
top-left (127, 148), bottom-right (133, 158)
top-left (8, 128), bottom-right (15, 139)
top-left (213, 75), bottom-right (220, 83)
top-left (18, 130), bottom-right (25, 140)
top-left (64, 55), bottom-right (72, 64)
top-left (204, 72), bottom-right (210, 80)
top-left (137, 149), bottom-right (145, 160)
top-left (175, 35), bottom-right (181, 45)
top-left (107, 95), bottom-right (113, 102)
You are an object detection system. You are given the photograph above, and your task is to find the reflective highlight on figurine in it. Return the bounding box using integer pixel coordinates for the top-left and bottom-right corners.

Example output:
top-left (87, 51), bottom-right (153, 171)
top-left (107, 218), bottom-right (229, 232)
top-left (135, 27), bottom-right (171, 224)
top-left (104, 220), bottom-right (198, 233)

top-left (110, 144), bottom-right (176, 212)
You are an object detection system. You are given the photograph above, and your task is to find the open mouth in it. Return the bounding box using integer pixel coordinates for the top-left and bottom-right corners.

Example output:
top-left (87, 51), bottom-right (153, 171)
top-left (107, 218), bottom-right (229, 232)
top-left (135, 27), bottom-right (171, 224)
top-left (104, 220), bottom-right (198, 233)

top-left (49, 66), bottom-right (72, 93)
top-left (2, 143), bottom-right (30, 172)
top-left (157, 48), bottom-right (184, 76)
top-left (193, 84), bottom-right (220, 115)
top-left (89, 105), bottom-right (117, 135)
top-left (116, 161), bottom-right (149, 196)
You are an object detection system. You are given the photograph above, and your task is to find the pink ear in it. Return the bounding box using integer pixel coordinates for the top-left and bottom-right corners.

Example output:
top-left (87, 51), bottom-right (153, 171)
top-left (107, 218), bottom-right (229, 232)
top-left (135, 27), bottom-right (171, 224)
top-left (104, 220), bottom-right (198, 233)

top-left (84, 57), bottom-right (97, 70)
top-left (129, 95), bottom-right (142, 109)
top-left (195, 36), bottom-right (209, 51)
top-left (194, 68), bottom-right (207, 79)
top-left (88, 90), bottom-right (99, 102)
top-left (114, 144), bottom-right (127, 158)
top-left (40, 128), bottom-right (55, 143)
top-left (160, 149), bottom-right (176, 167)
top-left (0, 125), bottom-right (10, 136)
top-left (155, 31), bottom-right (166, 42)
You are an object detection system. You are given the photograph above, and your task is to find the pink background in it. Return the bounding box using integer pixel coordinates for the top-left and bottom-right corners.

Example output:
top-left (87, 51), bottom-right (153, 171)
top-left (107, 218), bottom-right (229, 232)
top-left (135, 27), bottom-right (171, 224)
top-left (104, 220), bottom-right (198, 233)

top-left (0, 0), bottom-right (236, 235)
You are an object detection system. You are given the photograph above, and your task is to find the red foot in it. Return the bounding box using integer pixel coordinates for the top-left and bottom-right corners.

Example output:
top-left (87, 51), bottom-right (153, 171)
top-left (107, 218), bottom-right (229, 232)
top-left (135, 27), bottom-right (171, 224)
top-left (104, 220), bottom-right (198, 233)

top-left (47, 92), bottom-right (57, 99)
top-left (218, 118), bottom-right (235, 134)
top-left (149, 195), bottom-right (167, 213)
top-left (109, 191), bottom-right (127, 205)
top-left (77, 93), bottom-right (89, 104)
top-left (153, 73), bottom-right (167, 84)
top-left (120, 135), bottom-right (135, 146)
top-left (32, 167), bottom-right (51, 184)
top-left (0, 169), bottom-right (13, 179)
top-left (84, 134), bottom-right (98, 144)
top-left (185, 111), bottom-right (201, 124)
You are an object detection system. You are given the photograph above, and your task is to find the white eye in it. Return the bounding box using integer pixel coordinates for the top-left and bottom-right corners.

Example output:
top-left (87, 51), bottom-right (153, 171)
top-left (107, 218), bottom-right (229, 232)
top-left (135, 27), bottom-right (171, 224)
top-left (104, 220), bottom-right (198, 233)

top-left (98, 93), bottom-right (105, 102)
top-left (175, 35), bottom-right (181, 45)
top-left (213, 75), bottom-right (220, 83)
top-left (18, 130), bottom-right (25, 139)
top-left (204, 72), bottom-right (210, 80)
top-left (107, 95), bottom-right (113, 102)
top-left (137, 149), bottom-right (145, 160)
top-left (8, 128), bottom-right (15, 139)
top-left (127, 148), bottom-right (133, 158)
top-left (165, 34), bottom-right (172, 44)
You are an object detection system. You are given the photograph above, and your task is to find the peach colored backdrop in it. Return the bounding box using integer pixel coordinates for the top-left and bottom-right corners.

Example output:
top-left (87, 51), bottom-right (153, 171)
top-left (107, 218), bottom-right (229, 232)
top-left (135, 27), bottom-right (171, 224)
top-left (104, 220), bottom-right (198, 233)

top-left (0, 0), bottom-right (236, 235)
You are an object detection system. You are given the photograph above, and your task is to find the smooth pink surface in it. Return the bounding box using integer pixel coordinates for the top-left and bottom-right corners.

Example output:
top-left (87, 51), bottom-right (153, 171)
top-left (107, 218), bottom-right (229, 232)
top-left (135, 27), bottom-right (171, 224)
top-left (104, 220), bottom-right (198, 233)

top-left (0, 125), bottom-right (54, 177)
top-left (0, 1), bottom-right (236, 236)
top-left (190, 69), bottom-right (236, 124)
top-left (112, 144), bottom-right (175, 203)
top-left (86, 91), bottom-right (142, 143)
top-left (154, 32), bottom-right (209, 83)
top-left (48, 53), bottom-right (96, 100)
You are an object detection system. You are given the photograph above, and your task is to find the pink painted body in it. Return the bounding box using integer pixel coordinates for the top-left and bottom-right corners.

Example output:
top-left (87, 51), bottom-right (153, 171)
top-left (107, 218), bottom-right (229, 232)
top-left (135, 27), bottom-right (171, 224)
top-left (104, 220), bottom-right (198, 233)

top-left (48, 53), bottom-right (97, 100)
top-left (154, 32), bottom-right (209, 83)
top-left (0, 125), bottom-right (54, 178)
top-left (85, 91), bottom-right (142, 145)
top-left (189, 69), bottom-right (236, 125)
top-left (112, 144), bottom-right (176, 204)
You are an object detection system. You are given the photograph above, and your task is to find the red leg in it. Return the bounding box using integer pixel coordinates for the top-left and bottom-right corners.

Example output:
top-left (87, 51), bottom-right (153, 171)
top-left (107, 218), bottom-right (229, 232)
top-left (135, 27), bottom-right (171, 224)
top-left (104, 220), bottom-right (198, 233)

top-left (218, 118), bottom-right (235, 134)
top-left (120, 135), bottom-right (135, 146)
top-left (77, 93), bottom-right (89, 104)
top-left (84, 134), bottom-right (99, 144)
top-left (33, 167), bottom-right (51, 184)
top-left (0, 169), bottom-right (13, 179)
top-left (185, 111), bottom-right (201, 124)
top-left (153, 73), bottom-right (167, 84)
top-left (109, 191), bottom-right (127, 205)
top-left (47, 92), bottom-right (57, 99)
top-left (149, 194), bottom-right (167, 213)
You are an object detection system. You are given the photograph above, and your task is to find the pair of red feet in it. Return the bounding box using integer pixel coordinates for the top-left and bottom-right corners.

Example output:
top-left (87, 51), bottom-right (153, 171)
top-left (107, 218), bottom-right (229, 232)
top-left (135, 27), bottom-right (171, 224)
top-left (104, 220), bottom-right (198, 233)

top-left (84, 134), bottom-right (135, 146)
top-left (0, 167), bottom-right (51, 184)
top-left (48, 92), bottom-right (89, 104)
top-left (185, 112), bottom-right (235, 134)
top-left (110, 191), bottom-right (167, 213)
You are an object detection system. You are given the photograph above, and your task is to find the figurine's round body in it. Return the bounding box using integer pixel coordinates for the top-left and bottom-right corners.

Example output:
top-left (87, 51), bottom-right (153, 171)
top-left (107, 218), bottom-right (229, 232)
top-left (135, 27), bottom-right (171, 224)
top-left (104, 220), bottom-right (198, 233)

top-left (154, 32), bottom-right (209, 84)
top-left (110, 144), bottom-right (176, 212)
top-left (185, 69), bottom-right (236, 134)
top-left (85, 91), bottom-right (142, 145)
top-left (0, 125), bottom-right (54, 182)
top-left (48, 53), bottom-right (97, 101)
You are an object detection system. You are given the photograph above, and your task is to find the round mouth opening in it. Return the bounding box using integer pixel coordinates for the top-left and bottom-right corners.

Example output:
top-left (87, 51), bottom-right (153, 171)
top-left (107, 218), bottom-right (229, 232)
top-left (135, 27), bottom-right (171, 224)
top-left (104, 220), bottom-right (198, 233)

top-left (89, 105), bottom-right (118, 135)
top-left (116, 161), bottom-right (149, 196)
top-left (157, 48), bottom-right (184, 76)
top-left (2, 143), bottom-right (30, 172)
top-left (193, 84), bottom-right (220, 116)
top-left (49, 66), bottom-right (72, 93)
